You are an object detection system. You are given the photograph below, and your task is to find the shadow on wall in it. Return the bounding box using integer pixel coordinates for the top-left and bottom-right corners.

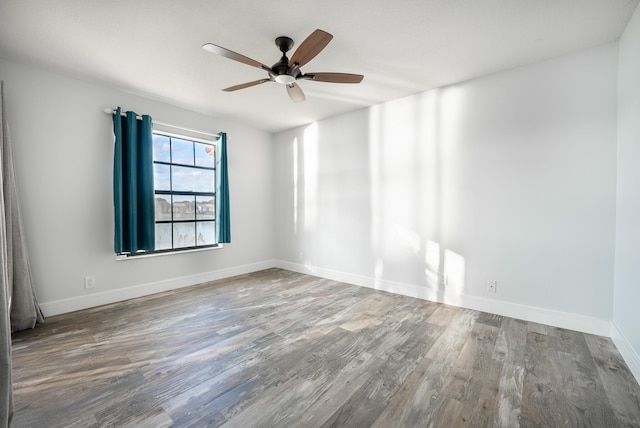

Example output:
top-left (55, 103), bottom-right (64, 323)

top-left (287, 86), bottom-right (468, 301)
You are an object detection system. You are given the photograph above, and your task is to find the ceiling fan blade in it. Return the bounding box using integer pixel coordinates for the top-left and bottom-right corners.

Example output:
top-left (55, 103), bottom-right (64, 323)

top-left (289, 29), bottom-right (333, 68)
top-left (286, 83), bottom-right (305, 103)
top-left (302, 72), bottom-right (364, 83)
top-left (223, 78), bottom-right (272, 92)
top-left (202, 43), bottom-right (272, 71)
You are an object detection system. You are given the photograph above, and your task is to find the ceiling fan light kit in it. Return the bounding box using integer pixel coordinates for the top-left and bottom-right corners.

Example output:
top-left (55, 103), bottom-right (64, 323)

top-left (202, 29), bottom-right (364, 102)
top-left (275, 75), bottom-right (296, 84)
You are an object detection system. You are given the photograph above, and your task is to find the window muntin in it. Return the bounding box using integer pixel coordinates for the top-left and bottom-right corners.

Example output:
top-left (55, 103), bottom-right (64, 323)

top-left (152, 132), bottom-right (217, 253)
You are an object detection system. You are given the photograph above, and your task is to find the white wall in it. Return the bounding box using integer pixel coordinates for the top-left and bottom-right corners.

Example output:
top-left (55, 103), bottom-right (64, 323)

top-left (613, 4), bottom-right (640, 381)
top-left (0, 40), bottom-right (624, 340)
top-left (275, 44), bottom-right (619, 335)
top-left (0, 57), bottom-right (275, 315)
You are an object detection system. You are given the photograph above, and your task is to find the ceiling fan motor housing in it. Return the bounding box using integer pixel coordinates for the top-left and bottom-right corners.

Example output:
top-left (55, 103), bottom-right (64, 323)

top-left (272, 36), bottom-right (300, 83)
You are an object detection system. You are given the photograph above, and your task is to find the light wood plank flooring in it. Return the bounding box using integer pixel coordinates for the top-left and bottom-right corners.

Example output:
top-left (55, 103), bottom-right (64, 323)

top-left (11, 268), bottom-right (640, 427)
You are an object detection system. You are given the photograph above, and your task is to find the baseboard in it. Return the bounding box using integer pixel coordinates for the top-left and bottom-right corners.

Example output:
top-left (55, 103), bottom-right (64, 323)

top-left (611, 322), bottom-right (640, 385)
top-left (274, 260), bottom-right (611, 337)
top-left (40, 260), bottom-right (277, 316)
top-left (40, 258), bottom-right (612, 337)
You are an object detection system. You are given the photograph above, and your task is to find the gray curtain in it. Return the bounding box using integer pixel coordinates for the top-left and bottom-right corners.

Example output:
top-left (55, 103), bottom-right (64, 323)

top-left (0, 82), bottom-right (43, 333)
top-left (0, 81), bottom-right (14, 426)
top-left (1, 81), bottom-right (46, 426)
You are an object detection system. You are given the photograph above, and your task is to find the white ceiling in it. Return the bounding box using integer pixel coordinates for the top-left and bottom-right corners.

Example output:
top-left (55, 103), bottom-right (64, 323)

top-left (0, 0), bottom-right (638, 133)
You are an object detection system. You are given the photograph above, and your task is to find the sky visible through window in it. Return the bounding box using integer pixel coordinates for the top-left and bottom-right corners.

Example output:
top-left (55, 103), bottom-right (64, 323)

top-left (153, 135), bottom-right (215, 192)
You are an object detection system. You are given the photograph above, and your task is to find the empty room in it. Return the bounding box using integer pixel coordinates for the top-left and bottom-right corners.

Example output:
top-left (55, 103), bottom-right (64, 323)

top-left (1, 0), bottom-right (640, 426)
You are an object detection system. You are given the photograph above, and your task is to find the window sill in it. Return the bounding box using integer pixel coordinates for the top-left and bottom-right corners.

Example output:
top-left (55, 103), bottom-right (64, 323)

top-left (115, 244), bottom-right (223, 261)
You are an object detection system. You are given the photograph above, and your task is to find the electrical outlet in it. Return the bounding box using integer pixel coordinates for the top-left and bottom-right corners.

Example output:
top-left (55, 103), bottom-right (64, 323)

top-left (487, 280), bottom-right (497, 293)
top-left (443, 273), bottom-right (449, 286)
top-left (85, 276), bottom-right (96, 289)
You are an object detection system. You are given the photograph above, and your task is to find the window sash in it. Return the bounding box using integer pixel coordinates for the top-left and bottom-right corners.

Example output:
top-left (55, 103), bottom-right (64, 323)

top-left (149, 132), bottom-right (218, 254)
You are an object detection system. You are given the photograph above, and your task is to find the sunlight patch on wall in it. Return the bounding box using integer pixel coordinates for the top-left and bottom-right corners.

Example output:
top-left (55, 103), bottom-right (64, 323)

top-left (292, 137), bottom-right (299, 234)
top-left (368, 105), bottom-right (383, 254)
top-left (303, 123), bottom-right (319, 232)
top-left (366, 86), bottom-right (468, 295)
top-left (392, 224), bottom-right (421, 255)
top-left (438, 85), bottom-right (465, 238)
top-left (424, 239), bottom-right (441, 288)
top-left (444, 248), bottom-right (466, 295)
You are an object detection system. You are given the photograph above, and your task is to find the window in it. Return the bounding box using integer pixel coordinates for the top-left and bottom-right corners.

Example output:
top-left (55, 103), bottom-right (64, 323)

top-left (112, 106), bottom-right (229, 258)
top-left (152, 132), bottom-right (218, 252)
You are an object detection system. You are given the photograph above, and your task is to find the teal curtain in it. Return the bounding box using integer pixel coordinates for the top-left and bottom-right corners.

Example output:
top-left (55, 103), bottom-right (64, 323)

top-left (216, 132), bottom-right (231, 243)
top-left (113, 107), bottom-right (155, 254)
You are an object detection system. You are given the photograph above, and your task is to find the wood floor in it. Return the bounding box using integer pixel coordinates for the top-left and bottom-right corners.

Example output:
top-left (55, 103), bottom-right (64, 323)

top-left (10, 268), bottom-right (640, 427)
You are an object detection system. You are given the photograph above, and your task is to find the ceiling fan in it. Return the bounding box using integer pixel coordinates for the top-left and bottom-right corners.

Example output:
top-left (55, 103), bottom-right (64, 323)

top-left (202, 29), bottom-right (364, 103)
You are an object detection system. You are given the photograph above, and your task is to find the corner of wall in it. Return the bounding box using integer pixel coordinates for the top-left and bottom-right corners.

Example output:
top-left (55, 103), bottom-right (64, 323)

top-left (611, 322), bottom-right (640, 385)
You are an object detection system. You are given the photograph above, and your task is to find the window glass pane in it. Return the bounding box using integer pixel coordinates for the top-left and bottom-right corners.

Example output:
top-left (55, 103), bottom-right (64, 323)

top-left (172, 195), bottom-right (195, 221)
top-left (154, 164), bottom-right (171, 191)
top-left (153, 134), bottom-right (171, 163)
top-left (197, 221), bottom-right (215, 246)
top-left (151, 132), bottom-right (217, 255)
top-left (196, 196), bottom-right (215, 220)
top-left (172, 166), bottom-right (215, 193)
top-left (154, 195), bottom-right (172, 221)
top-left (155, 223), bottom-right (172, 250)
top-left (171, 138), bottom-right (194, 166)
top-left (173, 222), bottom-right (195, 248)
top-left (195, 142), bottom-right (215, 168)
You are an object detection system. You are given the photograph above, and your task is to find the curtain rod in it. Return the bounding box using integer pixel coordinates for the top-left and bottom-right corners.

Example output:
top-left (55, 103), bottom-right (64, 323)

top-left (103, 108), bottom-right (220, 139)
